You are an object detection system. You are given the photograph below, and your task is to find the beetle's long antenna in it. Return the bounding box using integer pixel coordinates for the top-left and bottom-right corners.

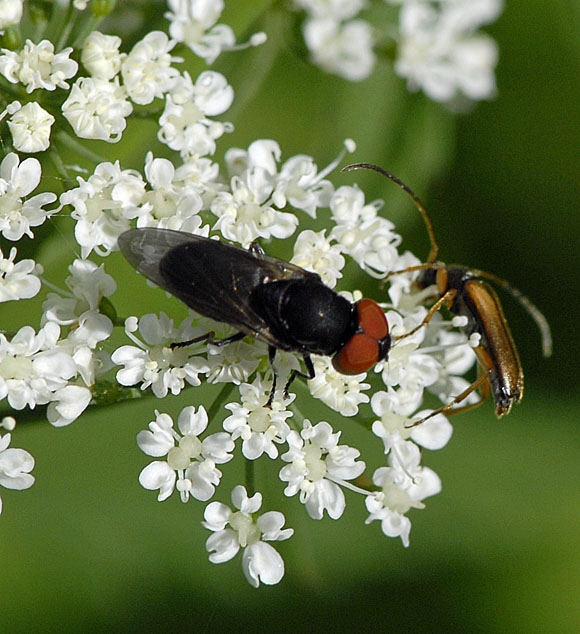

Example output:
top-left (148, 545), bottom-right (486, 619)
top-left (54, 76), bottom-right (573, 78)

top-left (342, 163), bottom-right (553, 359)
top-left (342, 162), bottom-right (440, 263)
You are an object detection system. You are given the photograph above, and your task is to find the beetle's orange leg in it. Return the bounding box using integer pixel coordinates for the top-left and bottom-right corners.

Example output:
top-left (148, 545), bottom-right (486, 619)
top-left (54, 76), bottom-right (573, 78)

top-left (405, 352), bottom-right (493, 428)
top-left (394, 288), bottom-right (457, 342)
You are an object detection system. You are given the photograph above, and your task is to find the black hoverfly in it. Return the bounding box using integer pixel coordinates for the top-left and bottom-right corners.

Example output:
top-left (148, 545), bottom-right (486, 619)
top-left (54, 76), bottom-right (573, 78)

top-left (118, 228), bottom-right (391, 403)
top-left (343, 163), bottom-right (552, 423)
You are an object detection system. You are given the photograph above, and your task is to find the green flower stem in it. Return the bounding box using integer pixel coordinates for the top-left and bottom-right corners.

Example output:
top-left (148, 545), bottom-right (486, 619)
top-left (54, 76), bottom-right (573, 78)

top-left (206, 382), bottom-right (236, 424)
top-left (54, 2), bottom-right (78, 52)
top-left (245, 457), bottom-right (255, 498)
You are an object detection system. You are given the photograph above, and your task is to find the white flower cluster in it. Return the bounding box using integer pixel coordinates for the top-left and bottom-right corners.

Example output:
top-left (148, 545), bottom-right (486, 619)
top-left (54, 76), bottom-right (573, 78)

top-left (0, 0), bottom-right (490, 586)
top-left (165, 0), bottom-right (266, 64)
top-left (0, 10), bottom-right (238, 152)
top-left (393, 0), bottom-right (503, 102)
top-left (0, 251), bottom-right (116, 428)
top-left (294, 0), bottom-right (502, 103)
top-left (0, 1), bottom-right (250, 519)
top-left (90, 135), bottom-right (477, 586)
top-left (297, 0), bottom-right (376, 82)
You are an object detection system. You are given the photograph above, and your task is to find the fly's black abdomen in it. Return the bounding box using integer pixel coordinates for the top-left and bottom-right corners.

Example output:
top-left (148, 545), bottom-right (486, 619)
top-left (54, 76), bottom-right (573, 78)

top-left (251, 279), bottom-right (357, 355)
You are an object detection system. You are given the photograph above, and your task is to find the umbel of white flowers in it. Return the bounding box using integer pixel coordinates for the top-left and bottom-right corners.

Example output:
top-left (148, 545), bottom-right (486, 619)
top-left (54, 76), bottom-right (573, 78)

top-left (0, 0), bottom-right (503, 586)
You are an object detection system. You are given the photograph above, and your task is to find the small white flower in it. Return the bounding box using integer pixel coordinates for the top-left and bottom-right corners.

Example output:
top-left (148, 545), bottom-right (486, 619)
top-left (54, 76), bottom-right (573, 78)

top-left (0, 322), bottom-right (77, 411)
top-left (63, 259), bottom-right (116, 311)
top-left (385, 251), bottom-right (424, 308)
top-left (41, 261), bottom-right (115, 380)
top-left (380, 301), bottom-right (480, 419)
top-left (330, 185), bottom-right (402, 278)
top-left (112, 313), bottom-right (210, 398)
top-left (203, 485), bottom-right (293, 587)
top-left (211, 187), bottom-right (298, 245)
top-left (188, 70), bottom-right (234, 116)
top-left (66, 339), bottom-right (107, 389)
top-left (46, 385), bottom-right (92, 427)
top-left (137, 152), bottom-right (207, 232)
top-left (62, 76), bottom-right (133, 142)
top-left (0, 50), bottom-right (23, 83)
top-left (280, 420), bottom-right (365, 519)
top-left (307, 356), bottom-right (370, 417)
top-left (365, 441), bottom-right (442, 547)
top-left (378, 311), bottom-right (440, 409)
top-left (393, 0), bottom-right (502, 103)
top-left (60, 160), bottom-right (145, 257)
top-left (0, 39), bottom-right (77, 92)
top-left (273, 154), bottom-right (334, 217)
top-left (0, 152), bottom-right (56, 240)
top-left (172, 156), bottom-right (222, 198)
top-left (81, 31), bottom-right (124, 80)
top-left (42, 258), bottom-right (116, 326)
top-left (223, 378), bottom-right (293, 459)
top-left (303, 17), bottom-right (375, 81)
top-left (0, 0), bottom-right (22, 30)
top-left (371, 390), bottom-right (453, 451)
top-left (422, 328), bottom-right (480, 410)
top-left (165, 0), bottom-right (236, 64)
top-left (0, 286), bottom-right (93, 424)
top-left (212, 141), bottom-right (299, 246)
top-left (159, 92), bottom-right (218, 158)
top-left (290, 230), bottom-right (344, 287)
top-left (137, 406), bottom-right (234, 502)
top-left (158, 71), bottom-right (234, 158)
top-left (226, 139), bottom-right (282, 178)
top-left (0, 247), bottom-right (42, 302)
top-left (121, 31), bottom-right (181, 105)
top-left (0, 431), bottom-right (35, 515)
top-left (7, 101), bottom-right (55, 152)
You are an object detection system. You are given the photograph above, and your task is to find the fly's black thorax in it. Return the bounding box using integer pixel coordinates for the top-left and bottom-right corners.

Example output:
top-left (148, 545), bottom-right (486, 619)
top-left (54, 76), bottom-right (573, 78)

top-left (250, 279), bottom-right (357, 355)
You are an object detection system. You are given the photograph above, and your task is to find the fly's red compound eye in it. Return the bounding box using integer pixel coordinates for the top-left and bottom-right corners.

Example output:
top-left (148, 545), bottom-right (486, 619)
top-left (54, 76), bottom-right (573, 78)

top-left (357, 299), bottom-right (389, 340)
top-left (332, 333), bottom-right (380, 374)
top-left (332, 299), bottom-right (390, 375)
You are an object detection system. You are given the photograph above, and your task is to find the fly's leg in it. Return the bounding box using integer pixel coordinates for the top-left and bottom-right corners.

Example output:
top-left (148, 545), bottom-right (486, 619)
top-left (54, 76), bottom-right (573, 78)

top-left (170, 331), bottom-right (246, 349)
top-left (266, 352), bottom-right (316, 408)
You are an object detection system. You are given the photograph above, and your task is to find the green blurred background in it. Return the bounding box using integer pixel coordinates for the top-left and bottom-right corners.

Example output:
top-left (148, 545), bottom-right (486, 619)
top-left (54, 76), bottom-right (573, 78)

top-left (1, 1), bottom-right (579, 632)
